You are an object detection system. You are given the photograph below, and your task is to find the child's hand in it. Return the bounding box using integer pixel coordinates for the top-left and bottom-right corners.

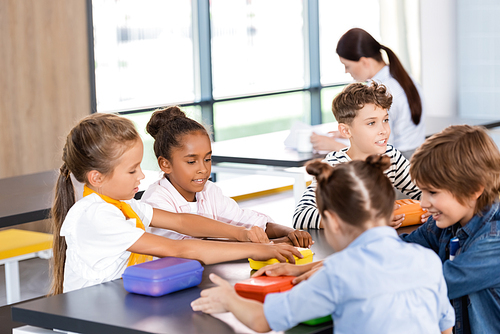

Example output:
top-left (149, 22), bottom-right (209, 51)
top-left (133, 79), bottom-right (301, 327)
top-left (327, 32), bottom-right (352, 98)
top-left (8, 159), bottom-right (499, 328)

top-left (251, 243), bottom-right (303, 264)
top-left (310, 132), bottom-right (347, 152)
top-left (292, 263), bottom-right (323, 284)
top-left (286, 230), bottom-right (314, 248)
top-left (252, 262), bottom-right (304, 278)
top-left (191, 273), bottom-right (235, 314)
top-left (389, 203), bottom-right (404, 229)
top-left (294, 261), bottom-right (324, 283)
top-left (252, 261), bottom-right (324, 285)
top-left (421, 209), bottom-right (431, 223)
top-left (240, 226), bottom-right (270, 243)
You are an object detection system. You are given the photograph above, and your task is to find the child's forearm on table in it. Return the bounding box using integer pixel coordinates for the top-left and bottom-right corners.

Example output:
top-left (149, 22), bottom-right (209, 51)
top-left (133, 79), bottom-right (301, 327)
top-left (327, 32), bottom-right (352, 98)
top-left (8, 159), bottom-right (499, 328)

top-left (265, 222), bottom-right (294, 239)
top-left (151, 208), bottom-right (248, 240)
top-left (227, 296), bottom-right (271, 333)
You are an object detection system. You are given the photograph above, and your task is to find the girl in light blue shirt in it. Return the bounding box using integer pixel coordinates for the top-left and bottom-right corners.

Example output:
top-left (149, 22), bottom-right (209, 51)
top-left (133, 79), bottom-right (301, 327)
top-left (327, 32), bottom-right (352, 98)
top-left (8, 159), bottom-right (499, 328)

top-left (192, 155), bottom-right (454, 334)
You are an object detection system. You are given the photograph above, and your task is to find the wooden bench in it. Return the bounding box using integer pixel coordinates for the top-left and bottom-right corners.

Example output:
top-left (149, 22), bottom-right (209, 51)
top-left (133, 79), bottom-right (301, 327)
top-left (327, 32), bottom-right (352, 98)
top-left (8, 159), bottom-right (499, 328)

top-left (0, 229), bottom-right (52, 304)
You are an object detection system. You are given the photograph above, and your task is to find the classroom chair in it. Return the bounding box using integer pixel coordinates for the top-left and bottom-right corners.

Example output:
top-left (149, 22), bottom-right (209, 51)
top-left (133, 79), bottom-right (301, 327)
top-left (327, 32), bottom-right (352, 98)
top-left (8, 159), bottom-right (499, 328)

top-left (0, 229), bottom-right (52, 304)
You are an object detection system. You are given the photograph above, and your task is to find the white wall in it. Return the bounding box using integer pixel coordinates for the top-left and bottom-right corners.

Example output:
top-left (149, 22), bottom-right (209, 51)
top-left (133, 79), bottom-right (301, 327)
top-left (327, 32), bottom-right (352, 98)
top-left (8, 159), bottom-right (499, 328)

top-left (420, 0), bottom-right (457, 117)
top-left (457, 1), bottom-right (500, 119)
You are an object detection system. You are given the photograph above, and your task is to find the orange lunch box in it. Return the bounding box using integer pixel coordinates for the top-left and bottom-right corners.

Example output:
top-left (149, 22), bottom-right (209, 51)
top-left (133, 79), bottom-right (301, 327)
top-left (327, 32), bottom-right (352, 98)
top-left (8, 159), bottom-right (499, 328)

top-left (394, 199), bottom-right (425, 227)
top-left (234, 275), bottom-right (333, 326)
top-left (234, 276), bottom-right (295, 303)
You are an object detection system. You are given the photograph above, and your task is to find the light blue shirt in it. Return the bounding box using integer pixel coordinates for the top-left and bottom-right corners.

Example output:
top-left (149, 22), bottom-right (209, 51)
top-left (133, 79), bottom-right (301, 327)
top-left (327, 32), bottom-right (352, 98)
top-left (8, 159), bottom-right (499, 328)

top-left (264, 226), bottom-right (455, 333)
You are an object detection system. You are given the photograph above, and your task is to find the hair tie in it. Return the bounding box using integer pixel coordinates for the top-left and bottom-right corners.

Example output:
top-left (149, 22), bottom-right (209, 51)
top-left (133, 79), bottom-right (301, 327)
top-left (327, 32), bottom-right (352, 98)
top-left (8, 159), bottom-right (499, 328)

top-left (60, 163), bottom-right (71, 180)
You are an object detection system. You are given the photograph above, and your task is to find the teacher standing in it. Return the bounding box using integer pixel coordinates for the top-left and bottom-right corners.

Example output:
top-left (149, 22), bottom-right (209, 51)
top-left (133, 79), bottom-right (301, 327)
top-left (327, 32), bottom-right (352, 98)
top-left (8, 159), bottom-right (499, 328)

top-left (311, 28), bottom-right (425, 159)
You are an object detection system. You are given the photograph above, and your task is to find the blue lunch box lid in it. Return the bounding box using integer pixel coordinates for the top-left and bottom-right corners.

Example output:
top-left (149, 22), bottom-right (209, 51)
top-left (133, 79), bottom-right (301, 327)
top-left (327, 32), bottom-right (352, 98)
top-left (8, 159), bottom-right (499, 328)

top-left (122, 257), bottom-right (203, 281)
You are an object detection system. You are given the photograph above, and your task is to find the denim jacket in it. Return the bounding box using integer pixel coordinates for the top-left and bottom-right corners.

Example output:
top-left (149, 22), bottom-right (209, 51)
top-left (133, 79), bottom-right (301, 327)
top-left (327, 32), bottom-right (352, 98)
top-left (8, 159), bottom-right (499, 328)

top-left (400, 202), bottom-right (500, 334)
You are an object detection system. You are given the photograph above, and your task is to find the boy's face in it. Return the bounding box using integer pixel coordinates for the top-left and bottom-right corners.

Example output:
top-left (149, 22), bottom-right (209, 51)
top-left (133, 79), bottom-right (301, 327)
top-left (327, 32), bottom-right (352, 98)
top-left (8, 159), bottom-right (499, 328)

top-left (341, 104), bottom-right (390, 160)
top-left (418, 185), bottom-right (476, 228)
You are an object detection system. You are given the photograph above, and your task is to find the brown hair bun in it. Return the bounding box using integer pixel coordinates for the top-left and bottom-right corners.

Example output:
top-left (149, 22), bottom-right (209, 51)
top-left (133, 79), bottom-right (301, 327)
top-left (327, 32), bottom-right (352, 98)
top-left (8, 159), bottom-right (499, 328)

top-left (146, 106), bottom-right (186, 139)
top-left (365, 154), bottom-right (391, 172)
top-left (306, 159), bottom-right (334, 184)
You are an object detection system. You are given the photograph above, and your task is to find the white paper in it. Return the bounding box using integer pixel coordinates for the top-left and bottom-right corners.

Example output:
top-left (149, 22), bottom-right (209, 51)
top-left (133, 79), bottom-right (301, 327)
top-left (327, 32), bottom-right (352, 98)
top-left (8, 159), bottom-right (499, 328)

top-left (284, 121), bottom-right (350, 152)
top-left (211, 312), bottom-right (284, 334)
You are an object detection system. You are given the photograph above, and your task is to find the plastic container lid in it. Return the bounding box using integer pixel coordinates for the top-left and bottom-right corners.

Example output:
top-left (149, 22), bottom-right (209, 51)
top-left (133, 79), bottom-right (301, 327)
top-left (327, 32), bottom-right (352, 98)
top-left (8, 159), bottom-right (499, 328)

top-left (235, 276), bottom-right (295, 302)
top-left (394, 199), bottom-right (426, 227)
top-left (122, 257), bottom-right (204, 297)
top-left (235, 276), bottom-right (295, 294)
top-left (248, 247), bottom-right (314, 270)
top-left (122, 257), bottom-right (203, 282)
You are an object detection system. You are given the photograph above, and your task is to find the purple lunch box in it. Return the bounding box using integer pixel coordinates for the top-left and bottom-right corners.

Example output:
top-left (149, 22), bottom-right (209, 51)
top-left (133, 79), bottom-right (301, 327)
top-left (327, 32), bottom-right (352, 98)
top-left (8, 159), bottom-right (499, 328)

top-left (122, 257), bottom-right (204, 297)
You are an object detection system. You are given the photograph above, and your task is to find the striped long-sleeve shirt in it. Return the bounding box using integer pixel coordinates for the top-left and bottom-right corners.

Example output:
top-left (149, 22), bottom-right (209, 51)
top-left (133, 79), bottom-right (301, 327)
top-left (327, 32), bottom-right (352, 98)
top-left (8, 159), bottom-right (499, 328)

top-left (292, 144), bottom-right (421, 229)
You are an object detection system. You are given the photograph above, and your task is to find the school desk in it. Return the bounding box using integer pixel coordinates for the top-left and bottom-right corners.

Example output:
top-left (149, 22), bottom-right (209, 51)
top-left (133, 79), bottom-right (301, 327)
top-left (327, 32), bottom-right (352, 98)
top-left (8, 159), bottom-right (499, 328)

top-left (211, 116), bottom-right (500, 206)
top-left (0, 170), bottom-right (162, 229)
top-left (0, 171), bottom-right (56, 228)
top-left (10, 229), bottom-right (333, 334)
top-left (1, 116), bottom-right (497, 228)
top-left (424, 116), bottom-right (500, 138)
top-left (211, 123), bottom-right (331, 206)
top-left (6, 226), bottom-right (423, 334)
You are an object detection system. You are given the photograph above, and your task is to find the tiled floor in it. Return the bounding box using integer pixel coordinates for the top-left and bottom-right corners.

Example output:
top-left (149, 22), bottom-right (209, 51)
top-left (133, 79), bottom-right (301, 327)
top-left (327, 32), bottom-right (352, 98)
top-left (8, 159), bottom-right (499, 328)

top-left (0, 188), bottom-right (296, 307)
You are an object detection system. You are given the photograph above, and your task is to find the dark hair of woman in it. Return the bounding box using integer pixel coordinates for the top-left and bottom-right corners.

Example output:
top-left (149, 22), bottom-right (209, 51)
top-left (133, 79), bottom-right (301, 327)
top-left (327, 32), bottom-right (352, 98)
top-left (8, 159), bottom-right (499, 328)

top-left (336, 28), bottom-right (422, 125)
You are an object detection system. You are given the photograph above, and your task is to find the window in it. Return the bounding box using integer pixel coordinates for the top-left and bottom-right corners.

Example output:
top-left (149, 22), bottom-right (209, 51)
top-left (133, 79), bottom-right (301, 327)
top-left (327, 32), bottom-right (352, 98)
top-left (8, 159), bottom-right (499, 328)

top-left (211, 0), bottom-right (305, 98)
top-left (90, 0), bottom-right (388, 146)
top-left (319, 0), bottom-right (380, 85)
top-left (92, 0), bottom-right (194, 113)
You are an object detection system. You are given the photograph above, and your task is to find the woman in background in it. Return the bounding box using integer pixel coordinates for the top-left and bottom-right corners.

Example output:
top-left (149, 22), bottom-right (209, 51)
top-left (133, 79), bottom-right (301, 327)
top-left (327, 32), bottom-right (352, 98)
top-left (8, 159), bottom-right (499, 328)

top-left (311, 28), bottom-right (425, 159)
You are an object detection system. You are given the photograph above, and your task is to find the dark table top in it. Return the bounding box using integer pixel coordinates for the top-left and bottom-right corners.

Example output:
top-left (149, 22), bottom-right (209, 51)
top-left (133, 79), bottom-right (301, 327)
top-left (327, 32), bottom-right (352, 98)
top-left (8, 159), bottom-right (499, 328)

top-left (211, 129), bottom-right (325, 168)
top-left (0, 170), bottom-right (162, 228)
top-left (210, 116), bottom-right (500, 168)
top-left (2, 116), bottom-right (499, 229)
top-left (424, 115), bottom-right (500, 137)
top-left (8, 226), bottom-right (421, 334)
top-left (11, 230), bottom-right (334, 334)
top-left (0, 170), bottom-right (57, 228)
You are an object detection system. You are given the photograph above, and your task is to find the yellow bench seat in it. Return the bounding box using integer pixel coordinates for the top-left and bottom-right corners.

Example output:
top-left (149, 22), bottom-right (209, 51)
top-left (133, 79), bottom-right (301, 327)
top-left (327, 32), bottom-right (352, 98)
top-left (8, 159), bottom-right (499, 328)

top-left (0, 229), bottom-right (52, 304)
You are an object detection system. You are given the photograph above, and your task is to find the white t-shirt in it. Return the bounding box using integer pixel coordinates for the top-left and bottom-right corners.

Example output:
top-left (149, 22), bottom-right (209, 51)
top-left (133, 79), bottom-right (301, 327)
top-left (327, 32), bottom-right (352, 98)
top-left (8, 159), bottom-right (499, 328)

top-left (60, 193), bottom-right (154, 292)
top-left (141, 178), bottom-right (270, 240)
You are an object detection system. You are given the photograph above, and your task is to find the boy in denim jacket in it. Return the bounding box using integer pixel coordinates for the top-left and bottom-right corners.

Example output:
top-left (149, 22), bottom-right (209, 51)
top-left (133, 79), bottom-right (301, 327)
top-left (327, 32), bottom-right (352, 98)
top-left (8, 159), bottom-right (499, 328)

top-left (401, 125), bottom-right (500, 334)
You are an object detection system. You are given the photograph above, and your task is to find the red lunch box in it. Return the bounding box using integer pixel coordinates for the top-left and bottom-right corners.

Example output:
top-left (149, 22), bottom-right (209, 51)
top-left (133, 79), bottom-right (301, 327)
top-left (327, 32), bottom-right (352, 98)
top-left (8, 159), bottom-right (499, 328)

top-left (234, 275), bottom-right (295, 303)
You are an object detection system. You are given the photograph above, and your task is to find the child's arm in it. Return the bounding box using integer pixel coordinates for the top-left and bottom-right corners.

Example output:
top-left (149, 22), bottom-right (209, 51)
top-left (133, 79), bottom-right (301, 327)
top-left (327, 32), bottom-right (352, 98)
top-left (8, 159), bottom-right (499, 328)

top-left (150, 208), bottom-right (269, 243)
top-left (310, 132), bottom-right (347, 152)
top-left (390, 148), bottom-right (421, 200)
top-left (443, 233), bottom-right (500, 300)
top-left (128, 232), bottom-right (303, 265)
top-left (264, 222), bottom-right (313, 248)
top-left (292, 182), bottom-right (323, 229)
top-left (251, 260), bottom-right (324, 284)
top-left (191, 274), bottom-right (272, 333)
top-left (399, 218), bottom-right (443, 254)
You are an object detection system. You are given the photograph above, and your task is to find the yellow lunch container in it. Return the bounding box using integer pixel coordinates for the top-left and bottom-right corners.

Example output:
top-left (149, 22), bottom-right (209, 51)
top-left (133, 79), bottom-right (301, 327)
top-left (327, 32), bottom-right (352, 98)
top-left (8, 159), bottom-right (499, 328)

top-left (248, 247), bottom-right (314, 270)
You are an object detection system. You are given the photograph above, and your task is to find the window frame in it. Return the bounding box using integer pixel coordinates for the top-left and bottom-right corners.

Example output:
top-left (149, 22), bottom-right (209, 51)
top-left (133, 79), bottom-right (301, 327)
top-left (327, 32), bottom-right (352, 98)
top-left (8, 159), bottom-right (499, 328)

top-left (86, 0), bottom-right (350, 140)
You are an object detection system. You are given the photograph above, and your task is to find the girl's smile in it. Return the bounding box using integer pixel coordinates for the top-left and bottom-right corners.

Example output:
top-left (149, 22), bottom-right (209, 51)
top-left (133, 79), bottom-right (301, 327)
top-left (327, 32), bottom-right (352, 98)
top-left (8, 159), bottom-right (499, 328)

top-left (160, 131), bottom-right (212, 202)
